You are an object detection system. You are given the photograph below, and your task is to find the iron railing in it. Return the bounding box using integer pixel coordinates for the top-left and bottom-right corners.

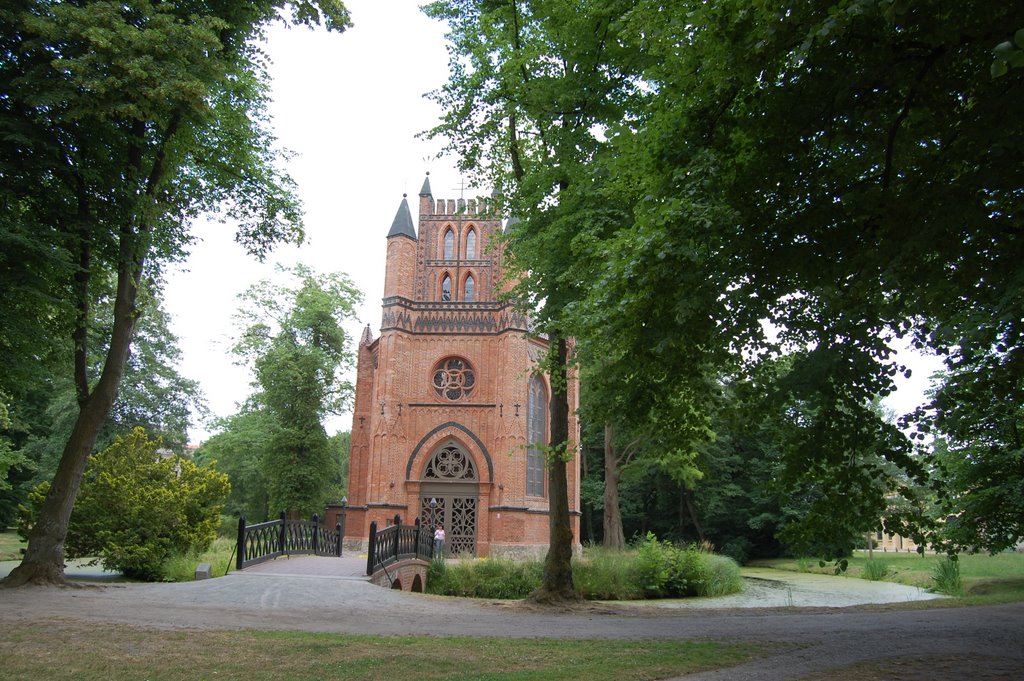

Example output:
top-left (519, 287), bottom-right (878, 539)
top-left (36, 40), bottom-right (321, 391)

top-left (366, 514), bottom-right (434, 575)
top-left (236, 511), bottom-right (344, 570)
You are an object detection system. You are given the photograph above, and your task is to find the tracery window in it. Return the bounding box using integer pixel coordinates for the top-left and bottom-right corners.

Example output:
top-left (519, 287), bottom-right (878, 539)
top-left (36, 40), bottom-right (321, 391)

top-left (424, 443), bottom-right (477, 480)
top-left (432, 357), bottom-right (475, 401)
top-left (466, 229), bottom-right (477, 259)
top-left (464, 274), bottom-right (475, 302)
top-left (443, 229), bottom-right (455, 259)
top-left (441, 274), bottom-right (452, 302)
top-left (527, 374), bottom-right (547, 496)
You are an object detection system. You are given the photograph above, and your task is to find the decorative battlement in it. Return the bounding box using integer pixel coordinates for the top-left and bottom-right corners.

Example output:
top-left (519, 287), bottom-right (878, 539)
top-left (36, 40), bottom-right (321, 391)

top-left (424, 197), bottom-right (499, 219)
top-left (380, 297), bottom-right (530, 335)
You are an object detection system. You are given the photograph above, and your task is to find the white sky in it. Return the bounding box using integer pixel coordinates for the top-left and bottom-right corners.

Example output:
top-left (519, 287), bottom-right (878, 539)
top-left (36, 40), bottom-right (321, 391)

top-left (162, 0), bottom-right (942, 445)
top-left (163, 1), bottom-right (461, 443)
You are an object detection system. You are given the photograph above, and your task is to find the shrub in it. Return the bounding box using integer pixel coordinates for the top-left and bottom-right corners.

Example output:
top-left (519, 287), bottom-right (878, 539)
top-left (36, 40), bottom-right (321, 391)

top-left (701, 553), bottom-right (745, 597)
top-left (931, 554), bottom-right (963, 596)
top-left (574, 546), bottom-right (644, 600)
top-left (19, 428), bottom-right (230, 581)
top-left (424, 537), bottom-right (744, 601)
top-left (862, 559), bottom-right (889, 581)
top-left (426, 557), bottom-right (541, 599)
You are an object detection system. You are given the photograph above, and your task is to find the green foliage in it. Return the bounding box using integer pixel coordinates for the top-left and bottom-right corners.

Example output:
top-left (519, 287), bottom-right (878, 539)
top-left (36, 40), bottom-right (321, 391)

top-left (195, 410), bottom-right (280, 523)
top-left (862, 559), bottom-right (890, 581)
top-left (2, 0), bottom-right (350, 580)
top-left (230, 265), bottom-right (362, 517)
top-left (426, 544), bottom-right (743, 601)
top-left (427, 557), bottom-right (543, 599)
top-left (631, 533), bottom-right (743, 599)
top-left (931, 554), bottom-right (964, 596)
top-left (19, 428), bottom-right (230, 580)
top-left (160, 537), bottom-right (236, 582)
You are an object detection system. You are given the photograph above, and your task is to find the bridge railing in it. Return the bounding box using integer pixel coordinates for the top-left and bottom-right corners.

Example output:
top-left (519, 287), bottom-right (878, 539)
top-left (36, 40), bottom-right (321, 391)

top-left (366, 514), bottom-right (434, 576)
top-left (236, 511), bottom-right (344, 570)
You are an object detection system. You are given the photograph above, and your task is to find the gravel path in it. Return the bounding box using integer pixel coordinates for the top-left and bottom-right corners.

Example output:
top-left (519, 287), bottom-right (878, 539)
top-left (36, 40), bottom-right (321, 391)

top-left (1, 558), bottom-right (1021, 680)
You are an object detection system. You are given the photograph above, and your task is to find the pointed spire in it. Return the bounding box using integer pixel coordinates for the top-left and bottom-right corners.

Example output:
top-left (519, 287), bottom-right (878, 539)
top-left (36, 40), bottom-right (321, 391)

top-left (504, 216), bottom-right (521, 233)
top-left (387, 194), bottom-right (417, 240)
top-left (360, 324), bottom-right (374, 347)
top-left (419, 172), bottom-right (432, 197)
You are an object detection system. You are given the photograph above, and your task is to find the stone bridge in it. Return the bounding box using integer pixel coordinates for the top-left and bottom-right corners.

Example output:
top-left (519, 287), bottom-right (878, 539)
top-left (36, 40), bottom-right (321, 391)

top-left (240, 554), bottom-right (430, 592)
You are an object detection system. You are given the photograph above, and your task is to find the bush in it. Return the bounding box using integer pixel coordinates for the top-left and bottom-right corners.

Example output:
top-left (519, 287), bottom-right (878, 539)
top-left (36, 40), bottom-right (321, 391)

top-left (931, 554), bottom-right (963, 596)
top-left (19, 428), bottom-right (230, 581)
top-left (426, 557), bottom-right (541, 599)
top-left (627, 533), bottom-right (744, 599)
top-left (573, 546), bottom-right (644, 600)
top-left (862, 559), bottom-right (889, 581)
top-left (425, 537), bottom-right (744, 601)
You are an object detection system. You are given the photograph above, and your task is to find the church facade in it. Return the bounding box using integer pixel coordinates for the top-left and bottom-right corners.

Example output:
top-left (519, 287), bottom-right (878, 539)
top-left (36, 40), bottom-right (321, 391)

top-left (340, 175), bottom-right (580, 558)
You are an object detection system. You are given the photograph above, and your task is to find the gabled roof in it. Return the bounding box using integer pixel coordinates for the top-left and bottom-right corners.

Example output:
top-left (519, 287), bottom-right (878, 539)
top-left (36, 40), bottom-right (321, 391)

top-left (387, 194), bottom-right (417, 240)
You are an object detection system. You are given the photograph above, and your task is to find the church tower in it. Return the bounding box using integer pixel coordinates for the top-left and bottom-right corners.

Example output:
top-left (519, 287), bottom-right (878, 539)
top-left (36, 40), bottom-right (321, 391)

top-left (342, 174), bottom-right (580, 558)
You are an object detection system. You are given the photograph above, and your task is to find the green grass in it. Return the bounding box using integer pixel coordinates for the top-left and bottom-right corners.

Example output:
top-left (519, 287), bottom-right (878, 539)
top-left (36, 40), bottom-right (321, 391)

top-left (161, 537), bottom-right (238, 582)
top-left (427, 543), bottom-right (745, 601)
top-left (750, 551), bottom-right (1024, 604)
top-left (2, 530), bottom-right (237, 582)
top-left (0, 529), bottom-right (26, 561)
top-left (0, 621), bottom-right (766, 681)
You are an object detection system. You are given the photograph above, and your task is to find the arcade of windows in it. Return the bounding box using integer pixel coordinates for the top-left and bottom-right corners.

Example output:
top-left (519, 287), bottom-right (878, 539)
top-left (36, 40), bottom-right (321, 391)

top-left (440, 227), bottom-right (479, 302)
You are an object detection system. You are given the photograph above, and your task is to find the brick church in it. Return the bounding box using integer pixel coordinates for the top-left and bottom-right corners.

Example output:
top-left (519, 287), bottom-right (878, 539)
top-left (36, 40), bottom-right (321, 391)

top-left (340, 174), bottom-right (580, 558)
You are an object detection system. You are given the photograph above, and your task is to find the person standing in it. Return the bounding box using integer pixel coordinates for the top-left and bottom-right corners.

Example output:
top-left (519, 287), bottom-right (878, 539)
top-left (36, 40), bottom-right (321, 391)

top-left (433, 524), bottom-right (446, 558)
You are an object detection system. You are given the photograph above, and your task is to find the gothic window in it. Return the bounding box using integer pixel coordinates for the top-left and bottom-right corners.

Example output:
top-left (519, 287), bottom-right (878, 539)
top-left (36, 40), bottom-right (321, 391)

top-left (443, 229), bottom-right (455, 259)
top-left (464, 274), bottom-right (475, 302)
top-left (424, 443), bottom-right (477, 480)
top-left (432, 357), bottom-right (475, 401)
top-left (527, 374), bottom-right (547, 496)
top-left (441, 274), bottom-right (452, 301)
top-left (466, 229), bottom-right (477, 259)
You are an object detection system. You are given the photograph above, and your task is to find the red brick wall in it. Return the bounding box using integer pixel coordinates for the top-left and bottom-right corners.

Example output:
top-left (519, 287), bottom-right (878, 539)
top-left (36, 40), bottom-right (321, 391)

top-left (345, 182), bottom-right (580, 557)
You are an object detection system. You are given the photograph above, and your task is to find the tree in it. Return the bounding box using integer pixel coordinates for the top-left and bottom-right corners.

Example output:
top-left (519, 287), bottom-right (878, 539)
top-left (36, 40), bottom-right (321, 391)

top-left (1, 0), bottom-right (350, 586)
top-left (573, 0), bottom-right (1021, 554)
top-left (194, 410), bottom-right (280, 523)
top-left (232, 265), bottom-right (361, 518)
top-left (20, 428), bottom-right (229, 581)
top-left (424, 0), bottom-right (644, 604)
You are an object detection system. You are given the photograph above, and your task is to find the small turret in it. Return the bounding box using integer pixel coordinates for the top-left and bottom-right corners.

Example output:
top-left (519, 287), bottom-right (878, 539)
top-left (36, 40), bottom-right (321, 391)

top-left (383, 194), bottom-right (417, 299)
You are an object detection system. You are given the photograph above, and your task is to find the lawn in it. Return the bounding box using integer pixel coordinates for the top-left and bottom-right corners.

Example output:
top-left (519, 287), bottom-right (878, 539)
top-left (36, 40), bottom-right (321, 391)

top-left (0, 529), bottom-right (25, 562)
top-left (750, 551), bottom-right (1024, 604)
top-left (0, 621), bottom-right (766, 681)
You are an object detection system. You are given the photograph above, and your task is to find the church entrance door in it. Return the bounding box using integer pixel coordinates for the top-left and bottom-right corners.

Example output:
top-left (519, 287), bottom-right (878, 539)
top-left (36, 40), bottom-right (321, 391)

top-left (420, 441), bottom-right (479, 556)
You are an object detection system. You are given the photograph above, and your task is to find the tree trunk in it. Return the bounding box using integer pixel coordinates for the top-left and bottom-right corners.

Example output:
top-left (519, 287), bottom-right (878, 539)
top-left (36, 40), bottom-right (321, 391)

top-left (2, 228), bottom-right (144, 587)
top-left (529, 336), bottom-right (579, 603)
top-left (602, 423), bottom-right (625, 549)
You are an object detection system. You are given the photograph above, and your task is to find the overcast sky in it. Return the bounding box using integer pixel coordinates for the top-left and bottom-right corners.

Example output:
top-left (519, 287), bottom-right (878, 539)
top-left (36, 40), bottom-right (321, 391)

top-left (162, 0), bottom-right (942, 445)
top-left (163, 0), bottom-right (462, 442)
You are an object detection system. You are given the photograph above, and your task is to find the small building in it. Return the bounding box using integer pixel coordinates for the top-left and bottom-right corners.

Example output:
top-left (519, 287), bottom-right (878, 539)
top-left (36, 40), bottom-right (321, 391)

top-left (340, 175), bottom-right (580, 559)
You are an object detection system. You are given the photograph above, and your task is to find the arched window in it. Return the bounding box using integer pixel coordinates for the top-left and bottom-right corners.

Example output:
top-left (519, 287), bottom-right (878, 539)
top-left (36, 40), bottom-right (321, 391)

top-left (466, 229), bottom-right (477, 259)
top-left (464, 274), bottom-right (475, 302)
top-left (424, 442), bottom-right (477, 480)
top-left (441, 274), bottom-right (452, 302)
top-left (443, 229), bottom-right (455, 259)
top-left (432, 357), bottom-right (475, 401)
top-left (527, 375), bottom-right (547, 497)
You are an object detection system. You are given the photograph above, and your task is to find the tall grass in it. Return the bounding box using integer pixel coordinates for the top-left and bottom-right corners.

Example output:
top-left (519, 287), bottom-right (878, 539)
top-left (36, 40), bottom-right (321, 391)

top-left (931, 555), bottom-right (963, 596)
top-left (862, 559), bottom-right (889, 581)
top-left (161, 538), bottom-right (237, 582)
top-left (426, 537), bottom-right (744, 600)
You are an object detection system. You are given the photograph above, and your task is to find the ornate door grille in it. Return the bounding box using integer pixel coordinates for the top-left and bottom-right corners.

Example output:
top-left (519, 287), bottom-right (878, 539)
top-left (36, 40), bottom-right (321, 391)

top-left (420, 495), bottom-right (477, 556)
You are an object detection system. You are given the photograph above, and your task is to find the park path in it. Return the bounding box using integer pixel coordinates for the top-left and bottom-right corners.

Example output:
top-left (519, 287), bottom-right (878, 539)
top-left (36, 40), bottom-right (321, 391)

top-left (1, 558), bottom-right (1021, 679)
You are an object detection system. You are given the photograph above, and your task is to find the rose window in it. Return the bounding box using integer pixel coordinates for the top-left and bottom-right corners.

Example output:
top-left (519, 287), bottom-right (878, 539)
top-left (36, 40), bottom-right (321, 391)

top-left (432, 357), bottom-right (475, 401)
